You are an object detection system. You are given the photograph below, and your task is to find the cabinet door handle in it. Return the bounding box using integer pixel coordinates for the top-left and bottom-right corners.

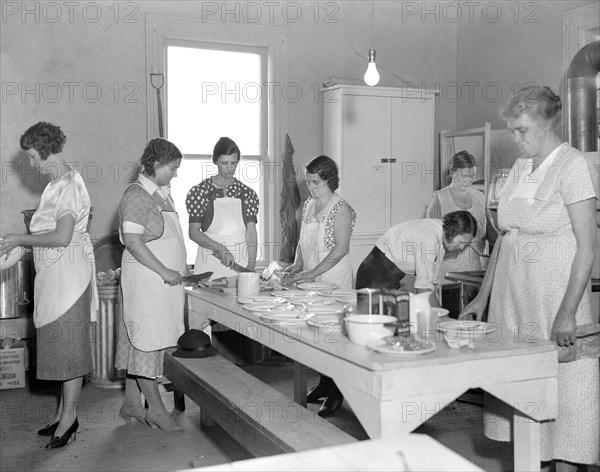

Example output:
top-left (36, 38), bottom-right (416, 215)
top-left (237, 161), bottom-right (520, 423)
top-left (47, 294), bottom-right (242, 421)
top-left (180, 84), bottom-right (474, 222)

top-left (389, 158), bottom-right (397, 163)
top-left (381, 158), bottom-right (388, 163)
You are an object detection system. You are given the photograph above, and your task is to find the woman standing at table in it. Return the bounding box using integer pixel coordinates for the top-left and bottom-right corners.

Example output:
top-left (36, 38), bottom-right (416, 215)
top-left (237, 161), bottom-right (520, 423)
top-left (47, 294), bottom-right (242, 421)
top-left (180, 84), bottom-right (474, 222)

top-left (280, 155), bottom-right (356, 417)
top-left (0, 122), bottom-right (97, 449)
top-left (426, 150), bottom-right (495, 272)
top-left (116, 138), bottom-right (187, 432)
top-left (186, 137), bottom-right (258, 277)
top-left (461, 86), bottom-right (599, 471)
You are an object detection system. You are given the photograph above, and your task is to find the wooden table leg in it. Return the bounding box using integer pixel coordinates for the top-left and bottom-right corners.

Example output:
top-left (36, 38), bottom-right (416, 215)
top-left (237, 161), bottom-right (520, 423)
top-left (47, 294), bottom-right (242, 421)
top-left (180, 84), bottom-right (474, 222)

top-left (513, 411), bottom-right (541, 472)
top-left (293, 361), bottom-right (308, 407)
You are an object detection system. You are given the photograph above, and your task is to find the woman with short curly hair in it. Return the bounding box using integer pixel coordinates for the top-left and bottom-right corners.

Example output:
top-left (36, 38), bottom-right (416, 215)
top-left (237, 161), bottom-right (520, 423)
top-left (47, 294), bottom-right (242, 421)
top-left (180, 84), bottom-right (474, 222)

top-left (115, 138), bottom-right (187, 432)
top-left (1, 122), bottom-right (97, 450)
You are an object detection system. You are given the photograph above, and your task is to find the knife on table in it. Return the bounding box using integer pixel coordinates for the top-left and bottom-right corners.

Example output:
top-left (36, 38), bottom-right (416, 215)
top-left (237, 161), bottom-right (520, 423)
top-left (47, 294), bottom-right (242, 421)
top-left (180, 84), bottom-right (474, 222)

top-left (231, 263), bottom-right (255, 273)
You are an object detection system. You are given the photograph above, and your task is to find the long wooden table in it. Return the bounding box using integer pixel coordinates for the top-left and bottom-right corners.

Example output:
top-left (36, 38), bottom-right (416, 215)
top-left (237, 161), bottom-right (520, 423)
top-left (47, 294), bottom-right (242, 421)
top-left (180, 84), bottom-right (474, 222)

top-left (186, 286), bottom-right (558, 472)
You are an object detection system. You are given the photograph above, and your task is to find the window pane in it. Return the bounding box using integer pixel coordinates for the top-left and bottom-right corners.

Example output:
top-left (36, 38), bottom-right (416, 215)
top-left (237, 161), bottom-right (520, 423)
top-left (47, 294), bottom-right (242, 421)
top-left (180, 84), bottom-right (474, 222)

top-left (167, 46), bottom-right (261, 155)
top-left (171, 158), bottom-right (263, 265)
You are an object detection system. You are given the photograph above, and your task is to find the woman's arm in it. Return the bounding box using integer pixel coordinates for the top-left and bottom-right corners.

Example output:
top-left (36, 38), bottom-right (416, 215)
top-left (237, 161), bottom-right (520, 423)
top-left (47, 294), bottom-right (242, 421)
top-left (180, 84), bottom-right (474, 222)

top-left (1, 214), bottom-right (75, 254)
top-left (425, 194), bottom-right (441, 219)
top-left (245, 222), bottom-right (257, 271)
top-left (122, 232), bottom-right (182, 285)
top-left (188, 222), bottom-right (235, 268)
top-left (551, 198), bottom-right (597, 346)
top-left (294, 204), bottom-right (352, 282)
top-left (459, 233), bottom-right (503, 320)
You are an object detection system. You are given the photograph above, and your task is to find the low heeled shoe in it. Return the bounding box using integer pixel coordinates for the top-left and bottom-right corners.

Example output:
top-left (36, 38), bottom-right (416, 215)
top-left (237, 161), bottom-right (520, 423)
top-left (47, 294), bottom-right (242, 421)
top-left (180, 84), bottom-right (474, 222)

top-left (37, 421), bottom-right (59, 437)
top-left (306, 384), bottom-right (329, 404)
top-left (317, 396), bottom-right (343, 418)
top-left (119, 403), bottom-right (146, 425)
top-left (45, 418), bottom-right (79, 450)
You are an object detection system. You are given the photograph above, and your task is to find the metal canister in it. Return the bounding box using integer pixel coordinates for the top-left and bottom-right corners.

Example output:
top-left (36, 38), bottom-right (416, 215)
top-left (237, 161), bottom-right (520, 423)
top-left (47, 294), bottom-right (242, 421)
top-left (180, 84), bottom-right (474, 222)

top-left (393, 289), bottom-right (411, 334)
top-left (356, 288), bottom-right (396, 317)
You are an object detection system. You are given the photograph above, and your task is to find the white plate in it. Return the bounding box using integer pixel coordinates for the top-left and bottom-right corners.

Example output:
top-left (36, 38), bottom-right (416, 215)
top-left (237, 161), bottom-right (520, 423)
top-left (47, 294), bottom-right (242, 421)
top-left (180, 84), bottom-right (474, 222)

top-left (245, 303), bottom-right (288, 312)
top-left (297, 282), bottom-right (340, 293)
top-left (289, 296), bottom-right (333, 305)
top-left (238, 296), bottom-right (287, 304)
top-left (305, 306), bottom-right (343, 315)
top-left (260, 311), bottom-right (304, 322)
top-left (318, 290), bottom-right (357, 298)
top-left (367, 339), bottom-right (436, 356)
top-left (304, 313), bottom-right (341, 328)
top-left (271, 290), bottom-right (318, 298)
top-left (436, 320), bottom-right (497, 335)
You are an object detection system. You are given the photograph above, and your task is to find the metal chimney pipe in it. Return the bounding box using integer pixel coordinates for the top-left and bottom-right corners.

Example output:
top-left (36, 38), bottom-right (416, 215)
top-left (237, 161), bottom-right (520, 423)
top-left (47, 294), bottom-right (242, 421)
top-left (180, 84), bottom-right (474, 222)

top-left (566, 40), bottom-right (600, 152)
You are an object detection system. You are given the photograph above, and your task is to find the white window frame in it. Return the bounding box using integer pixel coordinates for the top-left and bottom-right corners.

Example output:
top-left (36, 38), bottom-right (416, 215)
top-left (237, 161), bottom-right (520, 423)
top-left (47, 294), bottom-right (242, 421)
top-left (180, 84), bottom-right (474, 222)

top-left (145, 13), bottom-right (288, 266)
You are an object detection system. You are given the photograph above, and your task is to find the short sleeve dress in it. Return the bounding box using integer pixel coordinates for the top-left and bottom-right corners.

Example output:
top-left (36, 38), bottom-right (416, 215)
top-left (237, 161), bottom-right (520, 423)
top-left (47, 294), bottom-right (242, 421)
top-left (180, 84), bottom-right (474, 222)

top-left (484, 143), bottom-right (599, 465)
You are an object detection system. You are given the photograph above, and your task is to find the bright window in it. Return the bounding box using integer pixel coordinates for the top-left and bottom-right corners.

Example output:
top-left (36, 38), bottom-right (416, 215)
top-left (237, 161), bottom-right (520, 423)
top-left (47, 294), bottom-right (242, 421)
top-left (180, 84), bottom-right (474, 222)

top-left (167, 45), bottom-right (267, 264)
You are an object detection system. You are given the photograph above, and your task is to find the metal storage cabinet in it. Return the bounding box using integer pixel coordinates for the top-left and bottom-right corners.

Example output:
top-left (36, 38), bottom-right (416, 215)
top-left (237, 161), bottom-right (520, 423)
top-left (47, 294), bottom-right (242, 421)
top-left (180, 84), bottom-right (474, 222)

top-left (322, 85), bottom-right (438, 274)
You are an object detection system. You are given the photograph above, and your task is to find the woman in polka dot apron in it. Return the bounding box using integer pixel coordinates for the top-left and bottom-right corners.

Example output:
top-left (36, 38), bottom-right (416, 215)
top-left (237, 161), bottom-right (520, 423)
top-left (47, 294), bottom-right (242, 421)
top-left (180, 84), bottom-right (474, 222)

top-left (186, 137), bottom-right (258, 279)
top-left (461, 86), bottom-right (599, 471)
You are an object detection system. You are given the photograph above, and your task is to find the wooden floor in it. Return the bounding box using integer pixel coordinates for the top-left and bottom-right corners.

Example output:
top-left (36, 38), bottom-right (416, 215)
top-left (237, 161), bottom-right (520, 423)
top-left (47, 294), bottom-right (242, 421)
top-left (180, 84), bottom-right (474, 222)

top-left (0, 353), bottom-right (553, 472)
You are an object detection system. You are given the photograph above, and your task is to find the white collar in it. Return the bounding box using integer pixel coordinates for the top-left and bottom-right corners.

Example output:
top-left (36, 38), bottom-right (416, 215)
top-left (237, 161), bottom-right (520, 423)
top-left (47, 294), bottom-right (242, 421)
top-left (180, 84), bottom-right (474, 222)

top-left (138, 174), bottom-right (170, 200)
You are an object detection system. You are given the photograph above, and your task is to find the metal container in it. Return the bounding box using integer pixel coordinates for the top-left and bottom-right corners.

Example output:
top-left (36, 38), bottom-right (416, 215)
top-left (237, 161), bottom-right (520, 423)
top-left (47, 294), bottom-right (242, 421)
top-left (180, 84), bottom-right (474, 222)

top-left (356, 288), bottom-right (397, 317)
top-left (0, 249), bottom-right (34, 319)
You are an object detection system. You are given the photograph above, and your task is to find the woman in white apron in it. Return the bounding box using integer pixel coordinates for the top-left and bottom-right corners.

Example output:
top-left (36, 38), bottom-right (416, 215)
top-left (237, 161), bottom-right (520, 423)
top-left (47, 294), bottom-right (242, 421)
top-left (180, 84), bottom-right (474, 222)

top-left (1, 122), bottom-right (97, 450)
top-left (115, 138), bottom-right (187, 432)
top-left (280, 155), bottom-right (356, 418)
top-left (186, 138), bottom-right (259, 358)
top-left (186, 137), bottom-right (258, 279)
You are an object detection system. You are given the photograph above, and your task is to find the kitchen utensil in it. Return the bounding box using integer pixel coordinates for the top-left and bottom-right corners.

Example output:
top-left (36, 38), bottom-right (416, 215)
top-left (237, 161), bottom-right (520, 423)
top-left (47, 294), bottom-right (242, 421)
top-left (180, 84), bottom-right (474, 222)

top-left (181, 272), bottom-right (213, 284)
top-left (344, 314), bottom-right (396, 346)
top-left (150, 72), bottom-right (165, 137)
top-left (231, 262), bottom-right (255, 273)
top-left (238, 272), bottom-right (260, 298)
top-left (367, 338), bottom-right (436, 356)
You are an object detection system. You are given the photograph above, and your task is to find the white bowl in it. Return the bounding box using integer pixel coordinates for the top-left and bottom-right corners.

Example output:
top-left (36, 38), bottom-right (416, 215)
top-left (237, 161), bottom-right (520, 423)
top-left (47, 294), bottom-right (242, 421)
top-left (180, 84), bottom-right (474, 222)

top-left (344, 314), bottom-right (396, 346)
top-left (0, 245), bottom-right (25, 271)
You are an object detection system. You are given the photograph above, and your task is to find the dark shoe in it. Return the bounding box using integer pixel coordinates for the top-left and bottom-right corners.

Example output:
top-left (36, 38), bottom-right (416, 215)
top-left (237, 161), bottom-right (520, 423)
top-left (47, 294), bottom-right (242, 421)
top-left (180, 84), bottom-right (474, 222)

top-left (45, 418), bottom-right (79, 450)
top-left (307, 384), bottom-right (329, 404)
top-left (317, 396), bottom-right (343, 418)
top-left (37, 421), bottom-right (59, 437)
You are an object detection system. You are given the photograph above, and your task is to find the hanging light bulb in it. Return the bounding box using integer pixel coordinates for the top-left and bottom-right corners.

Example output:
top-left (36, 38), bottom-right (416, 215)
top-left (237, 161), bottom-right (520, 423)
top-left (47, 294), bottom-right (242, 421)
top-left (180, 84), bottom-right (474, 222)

top-left (364, 48), bottom-right (380, 86)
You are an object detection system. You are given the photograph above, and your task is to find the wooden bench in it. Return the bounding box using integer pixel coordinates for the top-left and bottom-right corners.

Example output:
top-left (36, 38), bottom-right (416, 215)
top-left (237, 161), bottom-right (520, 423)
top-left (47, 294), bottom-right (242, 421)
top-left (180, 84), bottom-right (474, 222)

top-left (163, 352), bottom-right (357, 457)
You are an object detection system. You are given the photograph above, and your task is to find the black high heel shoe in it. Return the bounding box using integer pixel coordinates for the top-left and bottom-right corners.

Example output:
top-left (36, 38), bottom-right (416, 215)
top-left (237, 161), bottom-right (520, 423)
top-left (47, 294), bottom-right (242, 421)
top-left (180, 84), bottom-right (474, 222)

top-left (37, 421), bottom-right (59, 437)
top-left (317, 396), bottom-right (343, 418)
top-left (307, 376), bottom-right (332, 404)
top-left (45, 418), bottom-right (79, 450)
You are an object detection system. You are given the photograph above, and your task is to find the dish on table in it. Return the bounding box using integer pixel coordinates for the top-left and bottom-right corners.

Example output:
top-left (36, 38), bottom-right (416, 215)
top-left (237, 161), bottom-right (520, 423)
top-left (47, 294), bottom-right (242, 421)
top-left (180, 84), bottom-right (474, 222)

top-left (436, 320), bottom-right (497, 336)
top-left (318, 290), bottom-right (357, 298)
top-left (260, 310), bottom-right (305, 323)
top-left (304, 312), bottom-right (341, 328)
top-left (367, 338), bottom-right (436, 356)
top-left (304, 306), bottom-right (343, 315)
top-left (271, 290), bottom-right (319, 298)
top-left (244, 302), bottom-right (290, 312)
top-left (297, 282), bottom-right (340, 293)
top-left (237, 296), bottom-right (287, 305)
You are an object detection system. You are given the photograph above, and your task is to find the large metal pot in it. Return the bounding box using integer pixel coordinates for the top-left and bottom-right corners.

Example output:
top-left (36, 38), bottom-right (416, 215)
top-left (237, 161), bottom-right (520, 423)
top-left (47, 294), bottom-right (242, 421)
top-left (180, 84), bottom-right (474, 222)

top-left (0, 249), bottom-right (34, 318)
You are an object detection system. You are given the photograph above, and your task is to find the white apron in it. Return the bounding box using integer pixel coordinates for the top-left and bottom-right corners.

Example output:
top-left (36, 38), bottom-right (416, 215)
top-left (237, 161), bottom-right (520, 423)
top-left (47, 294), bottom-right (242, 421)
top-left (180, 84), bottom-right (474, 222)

top-left (121, 191), bottom-right (187, 352)
top-left (33, 231), bottom-right (98, 328)
top-left (299, 200), bottom-right (353, 291)
top-left (194, 197), bottom-right (248, 278)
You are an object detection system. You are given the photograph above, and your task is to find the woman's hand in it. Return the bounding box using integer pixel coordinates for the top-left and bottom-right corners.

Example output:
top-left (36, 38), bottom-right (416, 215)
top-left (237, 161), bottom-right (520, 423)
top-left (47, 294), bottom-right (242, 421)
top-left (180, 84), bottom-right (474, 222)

top-left (0, 234), bottom-right (21, 258)
top-left (162, 268), bottom-right (183, 286)
top-left (459, 295), bottom-right (487, 321)
top-left (551, 311), bottom-right (577, 347)
top-left (213, 245), bottom-right (235, 269)
top-left (277, 264), bottom-right (301, 285)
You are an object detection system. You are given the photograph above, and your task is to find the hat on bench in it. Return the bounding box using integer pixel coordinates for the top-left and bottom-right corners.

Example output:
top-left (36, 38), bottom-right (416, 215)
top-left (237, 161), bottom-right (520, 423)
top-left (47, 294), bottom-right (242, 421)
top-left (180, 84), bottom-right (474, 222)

top-left (172, 329), bottom-right (218, 358)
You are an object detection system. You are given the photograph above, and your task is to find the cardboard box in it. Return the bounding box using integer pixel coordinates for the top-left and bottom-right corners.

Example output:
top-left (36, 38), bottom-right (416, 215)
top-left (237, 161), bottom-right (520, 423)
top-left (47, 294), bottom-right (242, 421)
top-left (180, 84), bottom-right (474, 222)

top-left (0, 347), bottom-right (26, 389)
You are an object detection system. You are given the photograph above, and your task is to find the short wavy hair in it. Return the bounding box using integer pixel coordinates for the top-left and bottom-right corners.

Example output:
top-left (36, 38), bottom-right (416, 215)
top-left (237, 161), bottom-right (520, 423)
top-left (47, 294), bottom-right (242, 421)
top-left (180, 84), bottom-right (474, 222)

top-left (212, 137), bottom-right (240, 164)
top-left (140, 138), bottom-right (183, 177)
top-left (305, 155), bottom-right (339, 192)
top-left (445, 150), bottom-right (476, 182)
top-left (443, 210), bottom-right (477, 240)
top-left (501, 85), bottom-right (562, 136)
top-left (20, 122), bottom-right (66, 160)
